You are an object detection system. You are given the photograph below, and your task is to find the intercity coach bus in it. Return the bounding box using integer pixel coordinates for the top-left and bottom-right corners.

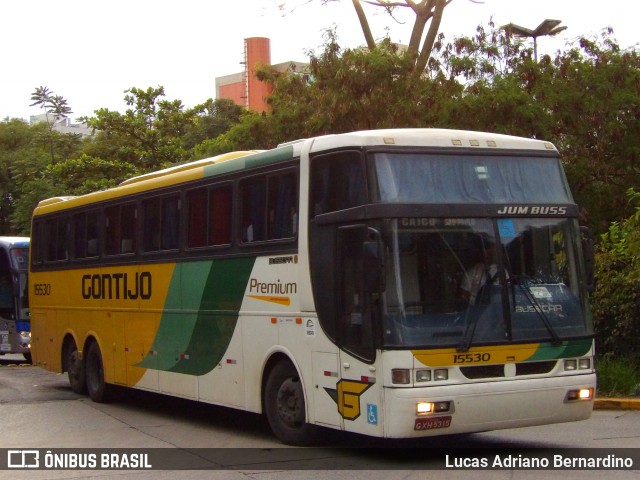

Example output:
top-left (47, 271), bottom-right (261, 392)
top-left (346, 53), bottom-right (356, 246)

top-left (30, 129), bottom-right (595, 444)
top-left (0, 236), bottom-right (31, 363)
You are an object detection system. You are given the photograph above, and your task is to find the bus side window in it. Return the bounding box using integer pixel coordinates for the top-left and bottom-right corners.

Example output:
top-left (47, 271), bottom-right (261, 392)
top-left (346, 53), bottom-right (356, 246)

top-left (209, 185), bottom-right (232, 246)
top-left (311, 151), bottom-right (366, 217)
top-left (161, 196), bottom-right (180, 250)
top-left (45, 217), bottom-right (69, 262)
top-left (187, 188), bottom-right (207, 248)
top-left (268, 172), bottom-right (297, 240)
top-left (187, 185), bottom-right (233, 249)
top-left (143, 198), bottom-right (162, 251)
top-left (120, 204), bottom-right (137, 253)
top-left (142, 195), bottom-right (180, 252)
top-left (240, 177), bottom-right (266, 243)
top-left (106, 204), bottom-right (137, 255)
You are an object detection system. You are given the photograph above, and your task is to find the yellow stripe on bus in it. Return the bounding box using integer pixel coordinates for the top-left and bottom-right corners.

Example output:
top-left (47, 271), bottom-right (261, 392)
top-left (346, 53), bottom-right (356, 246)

top-left (412, 343), bottom-right (541, 367)
top-left (247, 295), bottom-right (291, 306)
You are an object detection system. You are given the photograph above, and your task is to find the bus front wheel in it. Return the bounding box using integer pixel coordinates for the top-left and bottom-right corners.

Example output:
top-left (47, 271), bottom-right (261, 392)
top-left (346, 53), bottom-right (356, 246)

top-left (264, 361), bottom-right (318, 445)
top-left (85, 342), bottom-right (113, 403)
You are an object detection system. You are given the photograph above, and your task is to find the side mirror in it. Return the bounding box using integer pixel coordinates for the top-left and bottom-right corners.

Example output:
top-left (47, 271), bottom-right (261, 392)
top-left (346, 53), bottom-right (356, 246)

top-left (363, 239), bottom-right (385, 294)
top-left (580, 226), bottom-right (595, 292)
top-left (337, 225), bottom-right (385, 294)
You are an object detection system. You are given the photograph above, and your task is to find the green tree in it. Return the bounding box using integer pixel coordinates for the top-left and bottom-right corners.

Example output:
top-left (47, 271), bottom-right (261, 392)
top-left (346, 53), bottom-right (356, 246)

top-left (445, 26), bottom-right (640, 231)
top-left (259, 33), bottom-right (461, 137)
top-left (29, 86), bottom-right (75, 163)
top-left (82, 86), bottom-right (197, 170)
top-left (295, 0), bottom-right (476, 74)
top-left (183, 98), bottom-right (245, 150)
top-left (592, 189), bottom-right (640, 362)
top-left (0, 119), bottom-right (54, 234)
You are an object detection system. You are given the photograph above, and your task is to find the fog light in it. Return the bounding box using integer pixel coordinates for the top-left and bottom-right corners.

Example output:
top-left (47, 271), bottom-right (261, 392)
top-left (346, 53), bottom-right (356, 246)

top-left (417, 402), bottom-right (433, 415)
top-left (578, 358), bottom-right (591, 370)
top-left (434, 369), bottom-right (448, 381)
top-left (416, 370), bottom-right (431, 382)
top-left (564, 359), bottom-right (577, 371)
top-left (567, 388), bottom-right (593, 401)
top-left (392, 369), bottom-right (411, 385)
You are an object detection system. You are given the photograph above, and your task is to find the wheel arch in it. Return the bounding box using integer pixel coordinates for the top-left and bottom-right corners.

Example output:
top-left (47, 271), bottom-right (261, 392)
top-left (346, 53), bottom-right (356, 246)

top-left (260, 350), bottom-right (307, 417)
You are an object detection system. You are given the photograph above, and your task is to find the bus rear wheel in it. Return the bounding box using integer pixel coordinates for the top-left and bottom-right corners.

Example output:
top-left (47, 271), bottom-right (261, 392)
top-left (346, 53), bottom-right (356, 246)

top-left (264, 361), bottom-right (318, 446)
top-left (85, 342), bottom-right (114, 403)
top-left (66, 344), bottom-right (86, 394)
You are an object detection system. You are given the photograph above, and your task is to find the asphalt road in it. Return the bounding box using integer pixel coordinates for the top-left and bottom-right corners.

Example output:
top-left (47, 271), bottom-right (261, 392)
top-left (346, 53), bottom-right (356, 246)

top-left (1, 355), bottom-right (639, 480)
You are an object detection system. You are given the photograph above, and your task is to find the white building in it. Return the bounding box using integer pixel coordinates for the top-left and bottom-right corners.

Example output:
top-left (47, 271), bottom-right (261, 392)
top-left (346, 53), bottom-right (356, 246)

top-left (29, 113), bottom-right (93, 138)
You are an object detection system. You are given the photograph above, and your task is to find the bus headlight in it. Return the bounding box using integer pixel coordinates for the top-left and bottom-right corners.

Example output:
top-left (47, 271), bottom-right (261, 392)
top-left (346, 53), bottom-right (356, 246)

top-left (415, 370), bottom-right (431, 382)
top-left (564, 358), bottom-right (592, 371)
top-left (578, 358), bottom-right (591, 370)
top-left (434, 369), bottom-right (448, 381)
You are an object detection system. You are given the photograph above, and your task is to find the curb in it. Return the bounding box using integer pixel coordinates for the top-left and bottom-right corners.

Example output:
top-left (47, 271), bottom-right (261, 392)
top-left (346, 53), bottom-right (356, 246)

top-left (594, 398), bottom-right (640, 410)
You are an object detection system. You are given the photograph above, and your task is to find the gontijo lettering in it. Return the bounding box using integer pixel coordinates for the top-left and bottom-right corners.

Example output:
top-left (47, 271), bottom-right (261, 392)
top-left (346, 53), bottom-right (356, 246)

top-left (81, 272), bottom-right (152, 300)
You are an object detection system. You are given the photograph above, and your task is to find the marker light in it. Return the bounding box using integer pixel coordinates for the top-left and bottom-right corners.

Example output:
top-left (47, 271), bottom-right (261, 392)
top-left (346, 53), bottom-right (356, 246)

top-left (392, 369), bottom-right (411, 385)
top-left (434, 369), bottom-right (449, 381)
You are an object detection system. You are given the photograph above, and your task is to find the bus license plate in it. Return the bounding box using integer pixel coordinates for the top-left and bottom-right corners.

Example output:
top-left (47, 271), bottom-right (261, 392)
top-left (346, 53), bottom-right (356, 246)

top-left (414, 416), bottom-right (452, 431)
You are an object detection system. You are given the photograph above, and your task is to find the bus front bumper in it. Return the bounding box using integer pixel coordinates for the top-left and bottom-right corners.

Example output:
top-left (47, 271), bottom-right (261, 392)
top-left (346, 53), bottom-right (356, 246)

top-left (383, 373), bottom-right (596, 438)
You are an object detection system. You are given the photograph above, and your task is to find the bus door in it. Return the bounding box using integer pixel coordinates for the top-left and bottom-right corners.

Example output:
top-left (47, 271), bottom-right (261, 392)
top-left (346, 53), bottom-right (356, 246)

top-left (335, 225), bottom-right (384, 434)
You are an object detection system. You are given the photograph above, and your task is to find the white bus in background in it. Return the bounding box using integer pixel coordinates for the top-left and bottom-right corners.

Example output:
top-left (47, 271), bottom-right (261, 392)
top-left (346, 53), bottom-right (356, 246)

top-left (0, 237), bottom-right (30, 363)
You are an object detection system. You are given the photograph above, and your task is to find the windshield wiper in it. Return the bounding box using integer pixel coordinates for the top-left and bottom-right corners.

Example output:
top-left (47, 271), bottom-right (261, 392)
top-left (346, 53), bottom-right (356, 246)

top-left (457, 268), bottom-right (494, 353)
top-left (512, 275), bottom-right (562, 346)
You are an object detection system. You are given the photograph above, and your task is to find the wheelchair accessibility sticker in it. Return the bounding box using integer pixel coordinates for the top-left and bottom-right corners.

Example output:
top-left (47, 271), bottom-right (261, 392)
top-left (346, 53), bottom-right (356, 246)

top-left (367, 403), bottom-right (378, 425)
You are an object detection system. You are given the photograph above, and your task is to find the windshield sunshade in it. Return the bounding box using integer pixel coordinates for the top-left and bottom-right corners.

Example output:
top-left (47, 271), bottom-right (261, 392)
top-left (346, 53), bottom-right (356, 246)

top-left (374, 153), bottom-right (572, 204)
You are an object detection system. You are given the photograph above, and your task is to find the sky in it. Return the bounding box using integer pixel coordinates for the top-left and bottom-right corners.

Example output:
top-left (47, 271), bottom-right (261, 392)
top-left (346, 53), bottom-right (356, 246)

top-left (1, 0), bottom-right (637, 122)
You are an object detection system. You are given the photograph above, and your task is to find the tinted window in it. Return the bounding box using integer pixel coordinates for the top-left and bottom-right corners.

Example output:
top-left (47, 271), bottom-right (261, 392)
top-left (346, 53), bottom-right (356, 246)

top-left (142, 195), bottom-right (180, 252)
top-left (311, 151), bottom-right (366, 217)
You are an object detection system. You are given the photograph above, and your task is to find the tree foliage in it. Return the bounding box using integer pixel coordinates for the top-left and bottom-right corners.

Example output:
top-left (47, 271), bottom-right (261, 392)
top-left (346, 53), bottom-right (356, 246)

top-left (592, 189), bottom-right (640, 362)
top-left (82, 86), bottom-right (198, 170)
top-left (3, 19), bottom-right (640, 365)
top-left (308, 0), bottom-right (469, 74)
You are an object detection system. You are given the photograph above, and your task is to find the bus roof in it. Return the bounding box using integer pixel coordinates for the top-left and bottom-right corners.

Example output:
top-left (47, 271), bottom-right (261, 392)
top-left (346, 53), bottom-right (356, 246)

top-left (33, 129), bottom-right (558, 216)
top-left (304, 129), bottom-right (558, 152)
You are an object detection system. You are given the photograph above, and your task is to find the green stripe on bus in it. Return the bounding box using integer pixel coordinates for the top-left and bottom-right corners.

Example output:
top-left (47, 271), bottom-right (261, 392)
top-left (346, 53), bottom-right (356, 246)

top-left (203, 146), bottom-right (294, 178)
top-left (527, 338), bottom-right (592, 361)
top-left (137, 257), bottom-right (256, 375)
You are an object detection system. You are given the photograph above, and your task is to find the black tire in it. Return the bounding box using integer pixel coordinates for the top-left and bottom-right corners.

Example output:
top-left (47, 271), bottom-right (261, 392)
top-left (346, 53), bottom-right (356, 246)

top-left (85, 341), bottom-right (114, 402)
top-left (23, 352), bottom-right (32, 365)
top-left (264, 361), bottom-right (318, 445)
top-left (65, 343), bottom-right (86, 394)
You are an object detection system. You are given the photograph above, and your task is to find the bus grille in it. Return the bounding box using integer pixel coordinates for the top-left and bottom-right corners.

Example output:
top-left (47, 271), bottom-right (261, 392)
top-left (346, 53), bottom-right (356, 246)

top-left (460, 361), bottom-right (557, 379)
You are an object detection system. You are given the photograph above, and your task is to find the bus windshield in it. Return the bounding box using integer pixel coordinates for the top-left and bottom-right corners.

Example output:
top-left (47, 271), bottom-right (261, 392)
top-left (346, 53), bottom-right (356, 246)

top-left (381, 217), bottom-right (592, 348)
top-left (373, 152), bottom-right (572, 204)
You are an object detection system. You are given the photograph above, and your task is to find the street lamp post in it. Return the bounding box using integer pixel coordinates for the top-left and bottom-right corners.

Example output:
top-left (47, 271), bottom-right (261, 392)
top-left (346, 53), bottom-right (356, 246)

top-left (502, 19), bottom-right (567, 61)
